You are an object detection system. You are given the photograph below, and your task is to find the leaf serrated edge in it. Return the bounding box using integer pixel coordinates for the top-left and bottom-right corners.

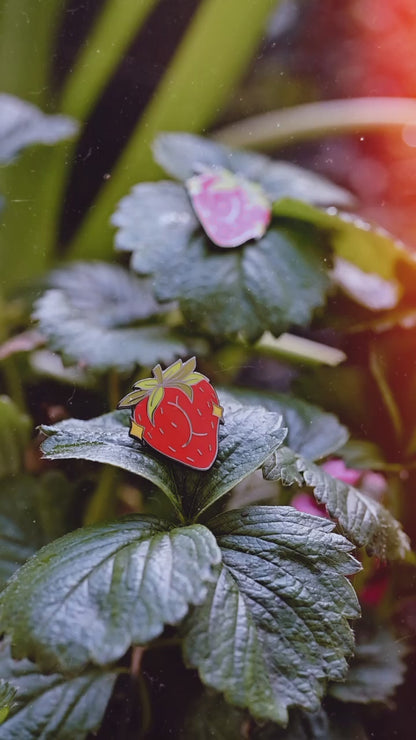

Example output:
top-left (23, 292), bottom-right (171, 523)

top-left (263, 447), bottom-right (410, 560)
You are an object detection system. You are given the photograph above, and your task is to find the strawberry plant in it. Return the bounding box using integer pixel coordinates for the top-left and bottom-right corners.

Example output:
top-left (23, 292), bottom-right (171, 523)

top-left (2, 4), bottom-right (416, 738)
top-left (0, 123), bottom-right (414, 737)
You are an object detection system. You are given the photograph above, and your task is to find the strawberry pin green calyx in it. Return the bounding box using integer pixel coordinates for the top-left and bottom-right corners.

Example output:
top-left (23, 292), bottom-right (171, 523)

top-left (118, 357), bottom-right (224, 470)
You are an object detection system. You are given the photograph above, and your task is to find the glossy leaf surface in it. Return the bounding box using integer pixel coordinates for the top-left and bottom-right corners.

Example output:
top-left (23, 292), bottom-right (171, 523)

top-left (263, 447), bottom-right (409, 559)
top-left (183, 506), bottom-right (360, 725)
top-left (0, 641), bottom-right (116, 739)
top-left (0, 516), bottom-right (220, 673)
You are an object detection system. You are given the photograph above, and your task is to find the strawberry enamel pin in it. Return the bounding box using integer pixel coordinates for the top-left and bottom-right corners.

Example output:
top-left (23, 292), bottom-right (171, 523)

top-left (118, 358), bottom-right (223, 471)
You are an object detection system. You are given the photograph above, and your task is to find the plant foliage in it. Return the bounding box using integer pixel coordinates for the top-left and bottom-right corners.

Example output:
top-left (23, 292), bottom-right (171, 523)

top-left (33, 262), bottom-right (194, 372)
top-left (0, 94), bottom-right (77, 164)
top-left (183, 506), bottom-right (360, 724)
top-left (263, 447), bottom-right (409, 560)
top-left (0, 641), bottom-right (116, 740)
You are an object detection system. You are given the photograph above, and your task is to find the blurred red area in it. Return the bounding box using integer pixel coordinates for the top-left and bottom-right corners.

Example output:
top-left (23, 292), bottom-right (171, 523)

top-left (296, 0), bottom-right (416, 246)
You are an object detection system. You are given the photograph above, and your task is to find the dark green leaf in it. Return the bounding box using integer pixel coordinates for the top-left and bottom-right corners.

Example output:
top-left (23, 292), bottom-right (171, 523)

top-left (0, 397), bottom-right (31, 479)
top-left (0, 475), bottom-right (46, 588)
top-left (0, 94), bottom-right (78, 164)
top-left (220, 388), bottom-right (348, 460)
top-left (40, 397), bottom-right (287, 521)
top-left (0, 516), bottom-right (220, 673)
top-left (112, 182), bottom-right (198, 272)
top-left (148, 227), bottom-right (329, 340)
top-left (329, 628), bottom-right (407, 705)
top-left (182, 691), bottom-right (368, 740)
top-left (40, 410), bottom-right (181, 515)
top-left (153, 133), bottom-right (353, 206)
top-left (253, 706), bottom-right (368, 739)
top-left (49, 261), bottom-right (167, 324)
top-left (0, 641), bottom-right (116, 739)
top-left (182, 690), bottom-right (249, 739)
top-left (33, 262), bottom-right (190, 371)
top-left (113, 183), bottom-right (331, 338)
top-left (183, 506), bottom-right (360, 725)
top-left (263, 447), bottom-right (409, 559)
top-left (0, 472), bottom-right (77, 589)
top-left (153, 133), bottom-right (227, 180)
top-left (177, 396), bottom-right (287, 519)
top-left (274, 198), bottom-right (416, 282)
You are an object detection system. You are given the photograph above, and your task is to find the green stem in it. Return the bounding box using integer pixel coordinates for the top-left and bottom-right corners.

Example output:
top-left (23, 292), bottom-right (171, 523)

top-left (83, 465), bottom-right (118, 525)
top-left (369, 345), bottom-right (403, 442)
top-left (214, 97), bottom-right (416, 149)
top-left (254, 332), bottom-right (347, 367)
top-left (67, 0), bottom-right (278, 260)
top-left (137, 673), bottom-right (152, 735)
top-left (1, 358), bottom-right (26, 412)
top-left (60, 0), bottom-right (160, 120)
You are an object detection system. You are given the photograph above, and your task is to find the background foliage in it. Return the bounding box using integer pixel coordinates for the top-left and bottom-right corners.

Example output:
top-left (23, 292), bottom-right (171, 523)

top-left (1, 1), bottom-right (416, 738)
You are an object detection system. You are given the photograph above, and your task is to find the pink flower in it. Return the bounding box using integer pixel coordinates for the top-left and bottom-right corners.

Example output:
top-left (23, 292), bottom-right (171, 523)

top-left (291, 492), bottom-right (329, 519)
top-left (186, 167), bottom-right (271, 248)
top-left (321, 458), bottom-right (362, 486)
top-left (322, 459), bottom-right (387, 501)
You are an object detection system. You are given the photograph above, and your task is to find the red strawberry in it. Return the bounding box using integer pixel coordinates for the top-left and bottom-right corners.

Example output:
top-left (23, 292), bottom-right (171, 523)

top-left (118, 358), bottom-right (223, 471)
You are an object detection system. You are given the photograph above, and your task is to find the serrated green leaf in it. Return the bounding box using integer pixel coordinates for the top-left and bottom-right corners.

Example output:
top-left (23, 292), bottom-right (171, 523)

top-left (182, 690), bottom-right (369, 740)
top-left (0, 516), bottom-right (220, 673)
top-left (329, 628), bottom-right (407, 705)
top-left (0, 641), bottom-right (116, 740)
top-left (113, 181), bottom-right (331, 340)
top-left (0, 94), bottom-right (78, 164)
top-left (273, 198), bottom-right (416, 281)
top-left (0, 397), bottom-right (31, 479)
top-left (182, 691), bottom-right (368, 740)
top-left (263, 447), bottom-right (409, 560)
top-left (183, 506), bottom-right (360, 725)
top-left (153, 227), bottom-right (329, 340)
top-left (220, 388), bottom-right (348, 460)
top-left (32, 262), bottom-right (190, 372)
top-left (112, 181), bottom-right (198, 270)
top-left (0, 473), bottom-right (77, 589)
top-left (40, 398), bottom-right (286, 522)
top-left (40, 411), bottom-right (181, 516)
top-left (153, 133), bottom-right (353, 207)
top-left (182, 397), bottom-right (287, 519)
top-left (49, 261), bottom-right (165, 325)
